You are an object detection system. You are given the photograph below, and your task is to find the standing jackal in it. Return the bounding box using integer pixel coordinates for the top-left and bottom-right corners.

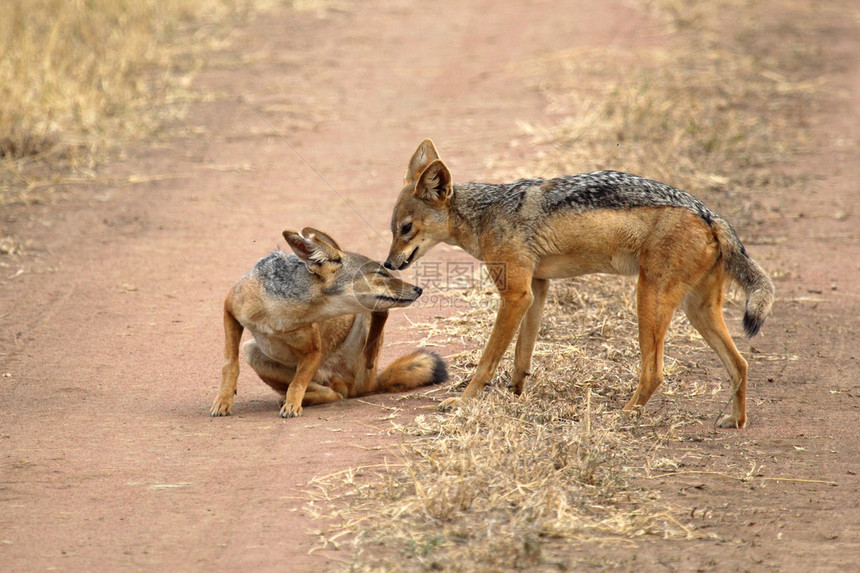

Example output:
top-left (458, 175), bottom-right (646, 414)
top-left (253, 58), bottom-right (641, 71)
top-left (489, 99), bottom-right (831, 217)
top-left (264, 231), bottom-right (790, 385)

top-left (385, 140), bottom-right (773, 428)
top-left (211, 227), bottom-right (447, 418)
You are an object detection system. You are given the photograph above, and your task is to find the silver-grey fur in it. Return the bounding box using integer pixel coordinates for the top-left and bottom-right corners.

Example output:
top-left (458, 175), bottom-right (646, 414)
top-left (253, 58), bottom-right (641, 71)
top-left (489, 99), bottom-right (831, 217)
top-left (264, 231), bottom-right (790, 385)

top-left (448, 170), bottom-right (772, 336)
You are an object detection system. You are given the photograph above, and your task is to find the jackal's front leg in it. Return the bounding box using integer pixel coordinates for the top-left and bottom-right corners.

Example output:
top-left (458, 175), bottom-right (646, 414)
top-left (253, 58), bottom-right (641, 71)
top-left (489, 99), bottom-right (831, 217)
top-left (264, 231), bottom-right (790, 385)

top-left (440, 274), bottom-right (534, 410)
top-left (211, 307), bottom-right (244, 416)
top-left (280, 325), bottom-right (322, 418)
top-left (211, 359), bottom-right (240, 416)
top-left (510, 278), bottom-right (550, 395)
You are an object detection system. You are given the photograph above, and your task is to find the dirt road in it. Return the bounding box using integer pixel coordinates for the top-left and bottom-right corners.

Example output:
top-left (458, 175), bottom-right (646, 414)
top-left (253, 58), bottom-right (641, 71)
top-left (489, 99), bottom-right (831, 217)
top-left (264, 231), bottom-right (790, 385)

top-left (1, 0), bottom-right (857, 570)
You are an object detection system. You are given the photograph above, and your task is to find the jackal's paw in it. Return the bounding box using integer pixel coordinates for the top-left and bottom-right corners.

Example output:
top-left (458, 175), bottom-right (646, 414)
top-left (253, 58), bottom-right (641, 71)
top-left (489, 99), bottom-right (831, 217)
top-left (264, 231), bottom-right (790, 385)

top-left (620, 400), bottom-right (642, 415)
top-left (210, 397), bottom-right (233, 417)
top-left (280, 402), bottom-right (303, 418)
top-left (717, 414), bottom-right (746, 429)
top-left (622, 390), bottom-right (653, 415)
top-left (438, 397), bottom-right (463, 412)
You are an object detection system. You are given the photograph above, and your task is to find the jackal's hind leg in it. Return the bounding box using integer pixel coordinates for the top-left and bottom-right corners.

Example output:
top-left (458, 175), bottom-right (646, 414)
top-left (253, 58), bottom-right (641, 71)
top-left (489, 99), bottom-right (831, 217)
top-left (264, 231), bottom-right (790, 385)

top-left (623, 276), bottom-right (688, 414)
top-left (243, 340), bottom-right (295, 394)
top-left (245, 341), bottom-right (346, 412)
top-left (683, 271), bottom-right (748, 428)
top-left (300, 382), bottom-right (345, 406)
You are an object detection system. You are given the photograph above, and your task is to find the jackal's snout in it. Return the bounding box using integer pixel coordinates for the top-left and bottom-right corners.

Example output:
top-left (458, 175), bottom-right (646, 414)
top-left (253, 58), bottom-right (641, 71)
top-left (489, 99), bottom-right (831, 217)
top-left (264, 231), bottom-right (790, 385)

top-left (352, 260), bottom-right (423, 312)
top-left (383, 246), bottom-right (418, 271)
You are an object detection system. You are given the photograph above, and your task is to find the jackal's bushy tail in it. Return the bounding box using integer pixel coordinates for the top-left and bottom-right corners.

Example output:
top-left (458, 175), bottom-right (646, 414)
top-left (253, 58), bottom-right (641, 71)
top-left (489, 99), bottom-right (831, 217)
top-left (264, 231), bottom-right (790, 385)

top-left (366, 349), bottom-right (448, 395)
top-left (712, 218), bottom-right (775, 337)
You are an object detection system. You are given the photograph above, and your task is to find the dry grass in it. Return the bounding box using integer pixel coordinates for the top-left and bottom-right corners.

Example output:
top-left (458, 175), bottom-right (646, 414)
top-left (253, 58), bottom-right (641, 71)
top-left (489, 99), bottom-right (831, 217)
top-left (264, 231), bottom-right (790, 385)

top-left (0, 0), bottom-right (261, 205)
top-left (501, 0), bottom-right (830, 224)
top-left (305, 278), bottom-right (725, 571)
top-left (300, 0), bottom-right (829, 570)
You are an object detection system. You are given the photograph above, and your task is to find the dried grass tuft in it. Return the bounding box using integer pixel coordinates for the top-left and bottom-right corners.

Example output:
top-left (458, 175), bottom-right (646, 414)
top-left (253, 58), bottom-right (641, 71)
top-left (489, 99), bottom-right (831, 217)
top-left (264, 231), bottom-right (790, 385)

top-left (304, 278), bottom-right (715, 571)
top-left (500, 0), bottom-right (829, 225)
top-left (0, 0), bottom-right (260, 205)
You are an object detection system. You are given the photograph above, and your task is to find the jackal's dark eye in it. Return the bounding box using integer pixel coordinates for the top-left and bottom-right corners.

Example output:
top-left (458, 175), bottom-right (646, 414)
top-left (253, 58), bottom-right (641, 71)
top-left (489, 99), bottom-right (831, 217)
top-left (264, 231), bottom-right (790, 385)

top-left (400, 222), bottom-right (412, 236)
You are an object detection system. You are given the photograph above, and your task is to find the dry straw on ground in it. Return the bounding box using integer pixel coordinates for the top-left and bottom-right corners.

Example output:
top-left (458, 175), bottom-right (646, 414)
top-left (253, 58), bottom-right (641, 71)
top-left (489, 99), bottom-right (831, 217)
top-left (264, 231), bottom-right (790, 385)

top-left (301, 1), bottom-right (828, 570)
top-left (503, 0), bottom-right (826, 225)
top-left (0, 0), bottom-right (260, 206)
top-left (304, 279), bottom-right (716, 572)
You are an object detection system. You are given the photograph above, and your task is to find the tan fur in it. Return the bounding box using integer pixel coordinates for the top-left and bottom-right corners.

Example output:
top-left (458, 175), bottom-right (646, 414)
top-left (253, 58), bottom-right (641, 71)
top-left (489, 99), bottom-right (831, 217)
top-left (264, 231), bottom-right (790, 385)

top-left (211, 228), bottom-right (445, 418)
top-left (386, 140), bottom-right (774, 428)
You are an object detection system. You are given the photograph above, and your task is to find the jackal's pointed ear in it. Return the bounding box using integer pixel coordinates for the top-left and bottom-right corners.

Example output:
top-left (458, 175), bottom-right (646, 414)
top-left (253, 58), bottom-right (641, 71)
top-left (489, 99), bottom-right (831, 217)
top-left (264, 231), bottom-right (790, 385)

top-left (405, 139), bottom-right (440, 185)
top-left (283, 228), bottom-right (342, 273)
top-left (300, 227), bottom-right (342, 252)
top-left (415, 159), bottom-right (452, 204)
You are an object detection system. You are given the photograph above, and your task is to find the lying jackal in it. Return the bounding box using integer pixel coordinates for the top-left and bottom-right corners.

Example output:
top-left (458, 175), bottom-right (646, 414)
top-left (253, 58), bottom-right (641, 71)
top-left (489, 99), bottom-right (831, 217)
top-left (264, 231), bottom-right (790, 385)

top-left (385, 140), bottom-right (773, 428)
top-left (211, 227), bottom-right (447, 418)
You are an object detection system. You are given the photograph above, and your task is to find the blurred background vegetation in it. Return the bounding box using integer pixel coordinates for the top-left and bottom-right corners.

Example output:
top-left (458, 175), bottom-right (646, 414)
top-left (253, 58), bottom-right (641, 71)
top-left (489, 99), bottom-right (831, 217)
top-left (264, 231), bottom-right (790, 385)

top-left (0, 0), bottom-right (266, 203)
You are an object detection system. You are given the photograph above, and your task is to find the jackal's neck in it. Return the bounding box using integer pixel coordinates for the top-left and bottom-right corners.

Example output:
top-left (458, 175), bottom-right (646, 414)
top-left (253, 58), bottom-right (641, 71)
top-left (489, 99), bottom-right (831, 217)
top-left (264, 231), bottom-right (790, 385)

top-left (447, 182), bottom-right (497, 258)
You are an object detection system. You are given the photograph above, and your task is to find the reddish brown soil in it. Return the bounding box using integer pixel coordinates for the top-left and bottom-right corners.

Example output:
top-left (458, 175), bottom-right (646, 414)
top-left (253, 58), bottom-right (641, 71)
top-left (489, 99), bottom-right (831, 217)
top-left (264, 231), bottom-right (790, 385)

top-left (1, 0), bottom-right (857, 570)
